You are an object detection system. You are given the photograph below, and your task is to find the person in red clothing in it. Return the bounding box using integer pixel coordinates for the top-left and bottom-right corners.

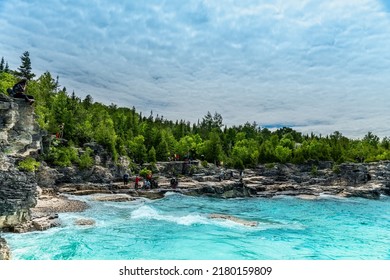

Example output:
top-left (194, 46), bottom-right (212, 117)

top-left (134, 176), bottom-right (140, 190)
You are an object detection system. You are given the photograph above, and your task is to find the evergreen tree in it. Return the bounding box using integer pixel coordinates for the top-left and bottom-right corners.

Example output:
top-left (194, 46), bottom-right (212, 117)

top-left (0, 57), bottom-right (4, 71)
top-left (17, 51), bottom-right (35, 80)
top-left (4, 62), bottom-right (9, 73)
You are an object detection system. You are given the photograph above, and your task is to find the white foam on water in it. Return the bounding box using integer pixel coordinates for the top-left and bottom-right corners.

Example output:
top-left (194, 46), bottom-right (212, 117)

top-left (130, 205), bottom-right (210, 226)
top-left (164, 191), bottom-right (180, 197)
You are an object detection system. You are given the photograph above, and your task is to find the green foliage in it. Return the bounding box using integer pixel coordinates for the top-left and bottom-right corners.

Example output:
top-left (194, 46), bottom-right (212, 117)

top-left (311, 165), bottom-right (318, 176)
top-left (274, 145), bottom-right (292, 163)
top-left (0, 72), bottom-right (16, 94)
top-left (148, 146), bottom-right (157, 163)
top-left (200, 131), bottom-right (224, 164)
top-left (0, 57), bottom-right (4, 71)
top-left (16, 51), bottom-right (35, 80)
top-left (46, 145), bottom-right (79, 167)
top-left (128, 135), bottom-right (147, 163)
top-left (139, 168), bottom-right (152, 178)
top-left (18, 157), bottom-right (40, 172)
top-left (265, 163), bottom-right (275, 169)
top-left (232, 158), bottom-right (244, 170)
top-left (79, 147), bottom-right (94, 170)
top-left (332, 164), bottom-right (341, 174)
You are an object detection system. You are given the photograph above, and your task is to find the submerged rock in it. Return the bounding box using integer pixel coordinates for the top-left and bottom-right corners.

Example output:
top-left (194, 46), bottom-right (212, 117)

top-left (75, 219), bottom-right (95, 226)
top-left (92, 194), bottom-right (136, 202)
top-left (208, 213), bottom-right (258, 227)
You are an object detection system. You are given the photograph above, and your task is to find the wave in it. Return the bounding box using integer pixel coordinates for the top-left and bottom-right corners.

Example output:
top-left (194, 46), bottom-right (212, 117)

top-left (130, 205), bottom-right (209, 226)
top-left (129, 205), bottom-right (305, 231)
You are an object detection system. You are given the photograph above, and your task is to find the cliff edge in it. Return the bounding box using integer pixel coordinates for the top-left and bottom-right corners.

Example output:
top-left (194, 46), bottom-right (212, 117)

top-left (0, 95), bottom-right (43, 230)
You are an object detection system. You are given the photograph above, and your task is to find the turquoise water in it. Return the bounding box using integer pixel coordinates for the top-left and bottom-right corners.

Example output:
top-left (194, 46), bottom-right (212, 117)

top-left (3, 193), bottom-right (390, 260)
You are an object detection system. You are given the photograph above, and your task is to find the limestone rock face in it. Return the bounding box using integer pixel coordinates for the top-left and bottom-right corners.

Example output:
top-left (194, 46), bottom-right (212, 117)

top-left (43, 165), bottom-right (114, 185)
top-left (0, 170), bottom-right (37, 228)
top-left (0, 98), bottom-right (42, 157)
top-left (0, 98), bottom-right (43, 230)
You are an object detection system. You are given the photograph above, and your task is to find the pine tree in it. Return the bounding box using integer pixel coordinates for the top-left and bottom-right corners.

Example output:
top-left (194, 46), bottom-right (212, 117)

top-left (17, 51), bottom-right (35, 80)
top-left (4, 62), bottom-right (9, 73)
top-left (0, 57), bottom-right (4, 71)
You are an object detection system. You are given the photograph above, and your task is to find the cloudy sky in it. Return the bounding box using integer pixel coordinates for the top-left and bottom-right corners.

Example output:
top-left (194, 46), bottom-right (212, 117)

top-left (1, 0), bottom-right (390, 138)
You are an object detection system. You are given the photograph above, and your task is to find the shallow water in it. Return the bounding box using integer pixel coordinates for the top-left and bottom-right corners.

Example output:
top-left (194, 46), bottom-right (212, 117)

top-left (3, 193), bottom-right (390, 260)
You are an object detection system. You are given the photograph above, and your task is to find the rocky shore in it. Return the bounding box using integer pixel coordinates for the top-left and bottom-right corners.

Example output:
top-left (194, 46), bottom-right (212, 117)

top-left (38, 160), bottom-right (390, 201)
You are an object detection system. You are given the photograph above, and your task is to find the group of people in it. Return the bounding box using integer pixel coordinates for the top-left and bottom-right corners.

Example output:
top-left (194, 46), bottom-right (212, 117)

top-left (123, 173), bottom-right (179, 189)
top-left (123, 173), bottom-right (159, 190)
top-left (7, 78), bottom-right (35, 105)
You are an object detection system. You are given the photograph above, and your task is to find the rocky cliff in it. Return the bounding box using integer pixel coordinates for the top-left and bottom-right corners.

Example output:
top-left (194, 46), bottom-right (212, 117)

top-left (0, 95), bottom-right (43, 230)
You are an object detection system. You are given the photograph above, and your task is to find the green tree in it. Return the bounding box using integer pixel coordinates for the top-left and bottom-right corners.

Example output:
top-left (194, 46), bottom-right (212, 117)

top-left (156, 138), bottom-right (170, 161)
top-left (128, 135), bottom-right (147, 163)
top-left (148, 146), bottom-right (157, 163)
top-left (275, 145), bottom-right (292, 163)
top-left (0, 72), bottom-right (16, 94)
top-left (201, 130), bottom-right (224, 164)
top-left (4, 62), bottom-right (9, 73)
top-left (0, 57), bottom-right (4, 71)
top-left (16, 51), bottom-right (35, 80)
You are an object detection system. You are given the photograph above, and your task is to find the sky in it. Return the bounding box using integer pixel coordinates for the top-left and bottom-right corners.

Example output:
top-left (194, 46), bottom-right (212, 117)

top-left (1, 0), bottom-right (390, 138)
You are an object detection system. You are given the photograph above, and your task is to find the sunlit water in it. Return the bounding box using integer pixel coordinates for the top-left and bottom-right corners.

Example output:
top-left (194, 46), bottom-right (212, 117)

top-left (3, 193), bottom-right (390, 260)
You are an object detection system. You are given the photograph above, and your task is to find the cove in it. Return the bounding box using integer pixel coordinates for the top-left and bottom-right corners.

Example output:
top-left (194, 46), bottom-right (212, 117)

top-left (3, 193), bottom-right (390, 260)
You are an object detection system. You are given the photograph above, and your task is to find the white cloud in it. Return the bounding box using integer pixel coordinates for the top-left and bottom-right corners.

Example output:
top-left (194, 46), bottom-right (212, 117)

top-left (1, 0), bottom-right (390, 138)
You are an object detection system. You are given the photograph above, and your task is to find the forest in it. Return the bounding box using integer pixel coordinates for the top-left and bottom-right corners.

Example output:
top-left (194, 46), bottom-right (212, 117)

top-left (2, 52), bottom-right (390, 170)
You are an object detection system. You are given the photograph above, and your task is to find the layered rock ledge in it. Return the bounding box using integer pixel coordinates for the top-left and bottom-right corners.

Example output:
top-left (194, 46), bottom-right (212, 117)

top-left (0, 97), bottom-right (44, 230)
top-left (39, 160), bottom-right (390, 201)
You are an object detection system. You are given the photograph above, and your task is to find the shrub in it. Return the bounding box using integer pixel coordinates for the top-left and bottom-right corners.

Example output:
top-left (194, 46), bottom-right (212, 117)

top-left (18, 157), bottom-right (40, 172)
top-left (233, 158), bottom-right (244, 170)
top-left (46, 146), bottom-right (79, 167)
top-left (332, 164), bottom-right (341, 174)
top-left (265, 163), bottom-right (276, 169)
top-left (311, 165), bottom-right (318, 176)
top-left (79, 147), bottom-right (94, 170)
top-left (139, 167), bottom-right (152, 178)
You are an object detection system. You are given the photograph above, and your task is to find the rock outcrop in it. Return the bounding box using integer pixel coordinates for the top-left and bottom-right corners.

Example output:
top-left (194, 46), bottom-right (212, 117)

top-left (0, 169), bottom-right (38, 229)
top-left (0, 96), bottom-right (42, 157)
top-left (0, 97), bottom-right (44, 230)
top-left (0, 237), bottom-right (11, 260)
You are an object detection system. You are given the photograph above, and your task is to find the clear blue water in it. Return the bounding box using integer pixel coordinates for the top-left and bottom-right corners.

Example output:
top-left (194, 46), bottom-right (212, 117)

top-left (3, 193), bottom-right (390, 260)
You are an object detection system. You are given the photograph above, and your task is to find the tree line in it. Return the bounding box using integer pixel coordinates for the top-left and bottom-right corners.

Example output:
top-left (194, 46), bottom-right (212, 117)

top-left (2, 52), bottom-right (390, 170)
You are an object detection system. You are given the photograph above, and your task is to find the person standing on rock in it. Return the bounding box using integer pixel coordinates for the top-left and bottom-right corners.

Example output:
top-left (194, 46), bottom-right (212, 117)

top-left (123, 173), bottom-right (129, 186)
top-left (134, 175), bottom-right (140, 190)
top-left (170, 177), bottom-right (177, 188)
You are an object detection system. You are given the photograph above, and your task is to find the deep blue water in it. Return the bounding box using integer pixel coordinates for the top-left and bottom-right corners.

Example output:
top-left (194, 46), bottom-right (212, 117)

top-left (3, 193), bottom-right (390, 260)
